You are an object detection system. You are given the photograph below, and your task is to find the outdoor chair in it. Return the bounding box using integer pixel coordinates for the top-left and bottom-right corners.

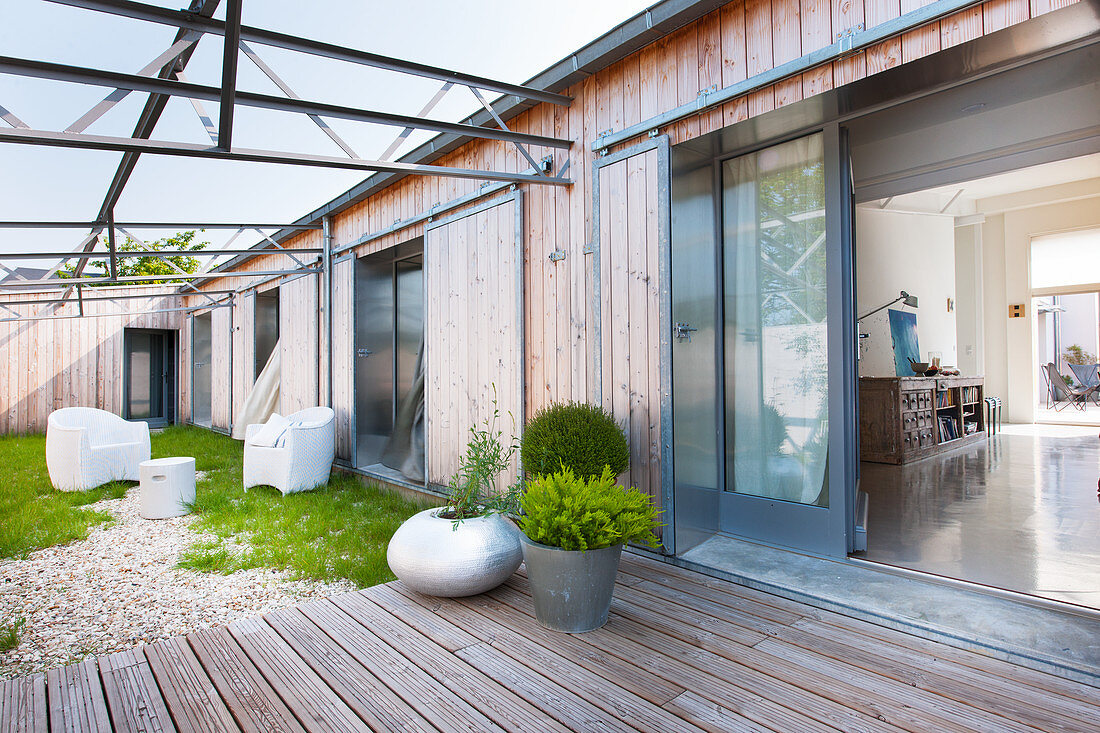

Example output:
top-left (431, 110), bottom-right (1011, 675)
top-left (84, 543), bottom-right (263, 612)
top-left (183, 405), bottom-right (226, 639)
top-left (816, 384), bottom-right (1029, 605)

top-left (46, 407), bottom-right (151, 491)
top-left (243, 406), bottom-right (335, 495)
top-left (1068, 363), bottom-right (1100, 405)
top-left (1043, 363), bottom-right (1098, 412)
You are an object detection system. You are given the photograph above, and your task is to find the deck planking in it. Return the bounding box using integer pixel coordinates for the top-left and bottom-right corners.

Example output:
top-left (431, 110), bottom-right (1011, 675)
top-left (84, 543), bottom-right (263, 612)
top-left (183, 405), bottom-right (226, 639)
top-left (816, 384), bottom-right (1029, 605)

top-left (3, 552), bottom-right (1097, 732)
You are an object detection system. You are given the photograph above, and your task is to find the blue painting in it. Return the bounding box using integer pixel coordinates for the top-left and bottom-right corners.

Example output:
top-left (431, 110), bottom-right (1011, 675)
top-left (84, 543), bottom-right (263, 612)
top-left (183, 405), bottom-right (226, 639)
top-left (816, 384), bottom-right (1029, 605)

top-left (888, 309), bottom-right (920, 377)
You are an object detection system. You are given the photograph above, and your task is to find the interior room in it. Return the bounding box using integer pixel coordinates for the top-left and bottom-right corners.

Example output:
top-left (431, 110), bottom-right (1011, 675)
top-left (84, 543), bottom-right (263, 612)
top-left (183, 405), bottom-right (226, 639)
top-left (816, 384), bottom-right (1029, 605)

top-left (854, 153), bottom-right (1100, 609)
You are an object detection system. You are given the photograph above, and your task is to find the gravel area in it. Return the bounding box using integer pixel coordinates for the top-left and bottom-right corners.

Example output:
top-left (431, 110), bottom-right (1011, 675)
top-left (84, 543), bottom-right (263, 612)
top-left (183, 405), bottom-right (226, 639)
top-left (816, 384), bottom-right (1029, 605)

top-left (0, 480), bottom-right (356, 679)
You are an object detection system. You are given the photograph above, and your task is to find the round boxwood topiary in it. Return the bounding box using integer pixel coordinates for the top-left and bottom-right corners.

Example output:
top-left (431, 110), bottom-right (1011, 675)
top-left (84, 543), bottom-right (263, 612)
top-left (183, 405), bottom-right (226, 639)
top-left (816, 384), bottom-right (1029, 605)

top-left (521, 401), bottom-right (629, 479)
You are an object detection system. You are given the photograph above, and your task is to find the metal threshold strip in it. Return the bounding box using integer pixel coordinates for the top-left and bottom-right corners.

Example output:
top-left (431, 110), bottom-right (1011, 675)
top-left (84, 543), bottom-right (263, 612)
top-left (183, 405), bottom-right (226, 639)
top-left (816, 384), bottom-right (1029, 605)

top-left (593, 0), bottom-right (994, 152)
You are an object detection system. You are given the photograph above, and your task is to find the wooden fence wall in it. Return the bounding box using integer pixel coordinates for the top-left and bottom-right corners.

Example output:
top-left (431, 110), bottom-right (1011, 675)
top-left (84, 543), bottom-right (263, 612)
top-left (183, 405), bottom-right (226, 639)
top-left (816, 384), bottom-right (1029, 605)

top-left (180, 0), bottom-right (1061, 474)
top-left (0, 288), bottom-right (183, 435)
top-left (331, 257), bottom-right (355, 461)
top-left (278, 275), bottom-right (320, 416)
top-left (424, 195), bottom-right (524, 490)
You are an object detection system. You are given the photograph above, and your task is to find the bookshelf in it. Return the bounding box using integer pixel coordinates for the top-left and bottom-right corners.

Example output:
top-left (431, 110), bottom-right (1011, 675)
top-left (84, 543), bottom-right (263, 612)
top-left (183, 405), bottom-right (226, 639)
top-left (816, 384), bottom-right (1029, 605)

top-left (859, 376), bottom-right (986, 464)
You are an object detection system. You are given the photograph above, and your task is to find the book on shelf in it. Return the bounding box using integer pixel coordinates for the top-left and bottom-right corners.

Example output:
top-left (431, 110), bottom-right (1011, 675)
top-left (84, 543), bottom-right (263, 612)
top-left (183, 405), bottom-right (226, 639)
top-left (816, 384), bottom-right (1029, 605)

top-left (938, 415), bottom-right (960, 441)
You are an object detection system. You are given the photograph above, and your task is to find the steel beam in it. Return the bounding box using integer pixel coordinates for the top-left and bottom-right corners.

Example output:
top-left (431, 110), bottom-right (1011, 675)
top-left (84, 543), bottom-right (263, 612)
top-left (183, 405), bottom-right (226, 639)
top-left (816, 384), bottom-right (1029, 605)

top-left (322, 215), bottom-right (333, 408)
top-left (240, 41), bottom-right (357, 158)
top-left (0, 302), bottom-right (231, 324)
top-left (65, 36), bottom-right (197, 133)
top-left (77, 0), bottom-right (221, 290)
top-left (378, 82), bottom-right (452, 161)
top-left (217, 0), bottom-right (242, 149)
top-left (1, 102), bottom-right (30, 128)
top-left (469, 85), bottom-right (545, 175)
top-left (590, 0), bottom-right (992, 151)
top-left (0, 267), bottom-right (317, 288)
top-left (0, 55), bottom-right (572, 149)
top-left (45, 0), bottom-right (572, 106)
top-left (0, 127), bottom-right (573, 185)
top-left (0, 288), bottom-right (238, 306)
top-left (0, 247), bottom-right (323, 259)
top-left (0, 221), bottom-right (323, 229)
top-left (178, 70), bottom-right (219, 144)
top-left (106, 210), bottom-right (118, 280)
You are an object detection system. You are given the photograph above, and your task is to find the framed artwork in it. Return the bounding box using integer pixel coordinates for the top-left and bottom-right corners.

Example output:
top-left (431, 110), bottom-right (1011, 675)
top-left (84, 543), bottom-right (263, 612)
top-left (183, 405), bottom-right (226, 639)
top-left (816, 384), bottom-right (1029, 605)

top-left (888, 309), bottom-right (920, 376)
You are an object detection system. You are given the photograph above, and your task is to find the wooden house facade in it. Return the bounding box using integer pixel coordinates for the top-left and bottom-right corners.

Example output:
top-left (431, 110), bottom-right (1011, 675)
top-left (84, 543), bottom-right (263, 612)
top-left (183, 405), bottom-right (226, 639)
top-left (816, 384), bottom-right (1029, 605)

top-left (5, 0), bottom-right (1096, 560)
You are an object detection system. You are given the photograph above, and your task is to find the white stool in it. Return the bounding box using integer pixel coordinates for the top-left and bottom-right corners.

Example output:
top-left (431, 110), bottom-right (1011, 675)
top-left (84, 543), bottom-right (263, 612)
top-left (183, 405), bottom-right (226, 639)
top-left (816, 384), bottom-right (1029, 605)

top-left (139, 457), bottom-right (196, 519)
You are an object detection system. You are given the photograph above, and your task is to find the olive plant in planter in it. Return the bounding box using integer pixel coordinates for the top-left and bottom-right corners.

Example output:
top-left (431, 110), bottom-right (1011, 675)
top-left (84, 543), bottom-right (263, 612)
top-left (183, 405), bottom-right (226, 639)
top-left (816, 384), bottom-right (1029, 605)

top-left (387, 403), bottom-right (523, 597)
top-left (518, 466), bottom-right (661, 632)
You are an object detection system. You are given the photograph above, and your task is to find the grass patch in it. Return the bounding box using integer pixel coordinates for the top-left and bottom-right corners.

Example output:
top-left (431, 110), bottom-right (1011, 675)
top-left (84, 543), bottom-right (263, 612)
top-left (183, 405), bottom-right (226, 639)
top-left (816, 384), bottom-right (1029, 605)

top-left (0, 425), bottom-right (432, 588)
top-left (0, 433), bottom-right (129, 559)
top-left (0, 617), bottom-right (25, 652)
top-left (157, 426), bottom-right (433, 587)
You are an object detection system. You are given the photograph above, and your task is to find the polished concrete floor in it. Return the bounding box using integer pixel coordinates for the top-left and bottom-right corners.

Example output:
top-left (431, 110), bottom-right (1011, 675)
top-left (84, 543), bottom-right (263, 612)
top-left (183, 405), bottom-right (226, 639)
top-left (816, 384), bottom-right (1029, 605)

top-left (860, 424), bottom-right (1100, 609)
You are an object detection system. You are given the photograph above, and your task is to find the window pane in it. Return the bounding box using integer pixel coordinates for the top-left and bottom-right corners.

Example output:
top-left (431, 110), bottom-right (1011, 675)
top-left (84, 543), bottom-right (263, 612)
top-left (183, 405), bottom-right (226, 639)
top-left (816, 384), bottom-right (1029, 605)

top-left (1031, 228), bottom-right (1100, 290)
top-left (722, 133), bottom-right (829, 507)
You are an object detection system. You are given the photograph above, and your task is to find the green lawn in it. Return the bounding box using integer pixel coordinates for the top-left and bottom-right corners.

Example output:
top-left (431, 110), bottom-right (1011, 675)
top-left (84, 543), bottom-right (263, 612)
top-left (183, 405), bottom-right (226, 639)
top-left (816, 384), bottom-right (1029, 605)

top-left (0, 425), bottom-right (431, 588)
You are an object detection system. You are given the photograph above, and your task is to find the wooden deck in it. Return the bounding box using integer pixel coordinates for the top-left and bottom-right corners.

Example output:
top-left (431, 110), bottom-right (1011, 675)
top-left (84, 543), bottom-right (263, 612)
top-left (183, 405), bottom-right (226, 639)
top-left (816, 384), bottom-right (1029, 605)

top-left (3, 552), bottom-right (1098, 732)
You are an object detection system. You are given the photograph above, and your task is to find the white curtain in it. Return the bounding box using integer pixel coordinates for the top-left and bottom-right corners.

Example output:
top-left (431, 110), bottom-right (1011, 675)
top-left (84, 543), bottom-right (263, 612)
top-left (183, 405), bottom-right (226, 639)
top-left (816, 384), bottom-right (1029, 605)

top-left (232, 342), bottom-right (281, 440)
top-left (722, 134), bottom-right (830, 506)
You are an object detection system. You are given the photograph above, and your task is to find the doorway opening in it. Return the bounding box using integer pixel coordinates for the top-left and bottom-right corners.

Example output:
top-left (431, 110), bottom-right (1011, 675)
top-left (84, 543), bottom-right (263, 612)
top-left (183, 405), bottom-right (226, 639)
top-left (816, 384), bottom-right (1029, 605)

top-left (853, 153), bottom-right (1100, 610)
top-left (254, 288), bottom-right (279, 380)
top-left (354, 238), bottom-right (425, 487)
top-left (191, 313), bottom-right (212, 427)
top-left (124, 328), bottom-right (178, 427)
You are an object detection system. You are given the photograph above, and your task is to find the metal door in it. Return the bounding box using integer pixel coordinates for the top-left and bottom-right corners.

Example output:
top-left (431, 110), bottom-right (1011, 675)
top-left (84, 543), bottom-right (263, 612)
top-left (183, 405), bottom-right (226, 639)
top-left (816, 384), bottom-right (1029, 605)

top-left (192, 313), bottom-right (212, 426)
top-left (124, 328), bottom-right (177, 427)
top-left (671, 128), bottom-right (856, 557)
top-left (354, 256), bottom-right (395, 467)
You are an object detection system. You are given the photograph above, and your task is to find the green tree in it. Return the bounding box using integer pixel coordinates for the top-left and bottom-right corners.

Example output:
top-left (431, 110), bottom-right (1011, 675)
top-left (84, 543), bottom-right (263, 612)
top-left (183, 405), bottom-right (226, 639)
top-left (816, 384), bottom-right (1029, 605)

top-left (60, 230), bottom-right (209, 286)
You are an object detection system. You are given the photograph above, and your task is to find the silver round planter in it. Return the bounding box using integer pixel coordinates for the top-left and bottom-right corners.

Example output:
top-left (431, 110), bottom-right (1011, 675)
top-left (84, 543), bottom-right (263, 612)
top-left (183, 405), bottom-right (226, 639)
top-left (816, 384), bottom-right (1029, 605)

top-left (387, 507), bottom-right (523, 597)
top-left (519, 534), bottom-right (624, 633)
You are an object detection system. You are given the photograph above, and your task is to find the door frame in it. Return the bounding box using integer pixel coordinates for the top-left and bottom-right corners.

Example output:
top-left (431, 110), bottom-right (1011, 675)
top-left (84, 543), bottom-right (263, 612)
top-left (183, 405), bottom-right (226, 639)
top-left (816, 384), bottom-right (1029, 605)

top-left (122, 327), bottom-right (179, 427)
top-left (668, 126), bottom-right (856, 558)
top-left (190, 311), bottom-right (213, 427)
top-left (591, 135), bottom-right (675, 554)
top-left (350, 237), bottom-right (424, 471)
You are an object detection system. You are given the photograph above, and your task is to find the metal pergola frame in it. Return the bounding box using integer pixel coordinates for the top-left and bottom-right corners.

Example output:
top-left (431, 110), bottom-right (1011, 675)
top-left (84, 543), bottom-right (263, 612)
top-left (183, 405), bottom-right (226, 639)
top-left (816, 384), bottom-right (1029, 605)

top-left (0, 0), bottom-right (574, 323)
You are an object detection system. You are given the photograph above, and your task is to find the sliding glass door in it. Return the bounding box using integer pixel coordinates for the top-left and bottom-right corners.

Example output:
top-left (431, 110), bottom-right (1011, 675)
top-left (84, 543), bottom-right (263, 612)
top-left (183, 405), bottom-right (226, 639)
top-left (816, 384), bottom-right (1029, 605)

top-left (672, 128), bottom-right (855, 556)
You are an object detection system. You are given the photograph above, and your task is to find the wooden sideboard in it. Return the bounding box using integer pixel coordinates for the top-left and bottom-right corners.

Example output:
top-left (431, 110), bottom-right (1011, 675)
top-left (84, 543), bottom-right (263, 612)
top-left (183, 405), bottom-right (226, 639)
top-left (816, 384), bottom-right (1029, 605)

top-left (859, 376), bottom-right (986, 464)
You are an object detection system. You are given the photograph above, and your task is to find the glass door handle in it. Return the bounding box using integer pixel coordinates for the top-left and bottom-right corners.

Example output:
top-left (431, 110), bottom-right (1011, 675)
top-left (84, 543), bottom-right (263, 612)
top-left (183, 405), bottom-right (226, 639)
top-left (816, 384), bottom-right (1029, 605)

top-left (674, 323), bottom-right (697, 342)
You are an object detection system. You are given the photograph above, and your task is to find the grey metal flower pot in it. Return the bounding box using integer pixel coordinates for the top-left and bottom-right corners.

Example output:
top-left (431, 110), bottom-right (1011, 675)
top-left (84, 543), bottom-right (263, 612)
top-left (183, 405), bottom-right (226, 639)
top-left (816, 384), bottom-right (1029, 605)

top-left (387, 508), bottom-right (523, 597)
top-left (519, 534), bottom-right (623, 633)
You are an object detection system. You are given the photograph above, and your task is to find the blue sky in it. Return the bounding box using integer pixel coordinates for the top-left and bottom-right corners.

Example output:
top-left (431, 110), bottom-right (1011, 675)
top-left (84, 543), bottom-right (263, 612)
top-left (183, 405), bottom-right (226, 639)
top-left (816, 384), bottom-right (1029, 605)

top-left (0, 0), bottom-right (652, 264)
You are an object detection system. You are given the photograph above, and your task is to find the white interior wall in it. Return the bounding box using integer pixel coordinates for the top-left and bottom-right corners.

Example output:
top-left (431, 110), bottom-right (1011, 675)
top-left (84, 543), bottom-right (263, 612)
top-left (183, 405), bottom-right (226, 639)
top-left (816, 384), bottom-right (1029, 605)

top-left (980, 195), bottom-right (1100, 422)
top-left (954, 224), bottom-right (983, 376)
top-left (856, 208), bottom-right (957, 377)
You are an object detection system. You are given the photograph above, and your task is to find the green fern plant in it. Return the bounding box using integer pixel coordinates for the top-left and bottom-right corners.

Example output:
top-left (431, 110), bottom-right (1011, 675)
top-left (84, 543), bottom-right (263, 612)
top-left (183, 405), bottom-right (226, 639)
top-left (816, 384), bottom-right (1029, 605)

top-left (518, 466), bottom-right (661, 551)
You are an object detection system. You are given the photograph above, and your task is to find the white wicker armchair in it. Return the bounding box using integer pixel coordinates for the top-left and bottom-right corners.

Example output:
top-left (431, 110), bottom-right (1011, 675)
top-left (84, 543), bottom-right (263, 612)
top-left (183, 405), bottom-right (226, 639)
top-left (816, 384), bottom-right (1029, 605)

top-left (243, 407), bottom-right (335, 495)
top-left (46, 407), bottom-right (151, 492)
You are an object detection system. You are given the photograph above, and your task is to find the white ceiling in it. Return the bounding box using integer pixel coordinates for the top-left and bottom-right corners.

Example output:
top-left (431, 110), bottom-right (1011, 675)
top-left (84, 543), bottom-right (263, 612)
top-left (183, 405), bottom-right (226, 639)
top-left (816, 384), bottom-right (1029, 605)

top-left (861, 152), bottom-right (1100, 217)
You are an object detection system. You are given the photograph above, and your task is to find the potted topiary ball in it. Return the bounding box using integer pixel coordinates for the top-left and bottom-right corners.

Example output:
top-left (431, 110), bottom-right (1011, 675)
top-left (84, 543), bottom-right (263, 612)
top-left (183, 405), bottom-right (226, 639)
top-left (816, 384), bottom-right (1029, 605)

top-left (521, 401), bottom-right (629, 479)
top-left (518, 466), bottom-right (660, 632)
